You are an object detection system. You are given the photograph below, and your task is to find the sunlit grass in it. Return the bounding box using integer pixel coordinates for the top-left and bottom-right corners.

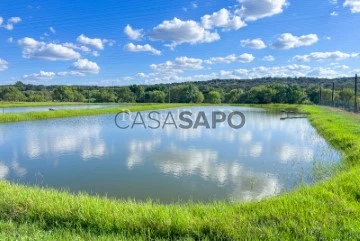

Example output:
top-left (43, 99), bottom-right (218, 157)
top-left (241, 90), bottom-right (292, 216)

top-left (0, 105), bottom-right (359, 240)
top-left (0, 101), bottom-right (101, 108)
top-left (0, 103), bottom-right (191, 123)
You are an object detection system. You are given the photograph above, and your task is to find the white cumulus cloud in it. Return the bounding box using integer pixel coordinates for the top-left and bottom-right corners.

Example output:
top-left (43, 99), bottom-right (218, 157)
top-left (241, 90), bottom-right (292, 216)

top-left (149, 18), bottom-right (220, 48)
top-left (76, 34), bottom-right (109, 50)
top-left (236, 0), bottom-right (288, 21)
top-left (0, 58), bottom-right (8, 71)
top-left (307, 67), bottom-right (338, 77)
top-left (22, 70), bottom-right (85, 81)
top-left (124, 43), bottom-right (161, 55)
top-left (0, 16), bottom-right (22, 30)
top-left (293, 51), bottom-right (360, 62)
top-left (271, 33), bottom-right (319, 49)
top-left (240, 38), bottom-right (266, 49)
top-left (205, 53), bottom-right (255, 64)
top-left (201, 8), bottom-right (246, 30)
top-left (71, 58), bottom-right (100, 74)
top-left (344, 0), bottom-right (360, 13)
top-left (18, 37), bottom-right (81, 61)
top-left (150, 56), bottom-right (203, 74)
top-left (124, 24), bottom-right (143, 40)
top-left (23, 71), bottom-right (56, 80)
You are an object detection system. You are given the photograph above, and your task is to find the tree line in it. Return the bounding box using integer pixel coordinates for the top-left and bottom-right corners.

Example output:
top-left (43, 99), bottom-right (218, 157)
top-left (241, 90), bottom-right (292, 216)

top-left (0, 80), bottom-right (357, 106)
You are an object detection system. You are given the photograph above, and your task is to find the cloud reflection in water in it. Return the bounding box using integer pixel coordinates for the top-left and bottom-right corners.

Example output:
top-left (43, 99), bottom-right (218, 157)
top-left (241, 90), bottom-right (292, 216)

top-left (0, 107), bottom-right (341, 202)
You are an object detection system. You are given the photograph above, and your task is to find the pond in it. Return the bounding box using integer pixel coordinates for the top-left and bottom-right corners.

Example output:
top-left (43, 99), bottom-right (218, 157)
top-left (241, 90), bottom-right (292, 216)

top-left (0, 104), bottom-right (123, 113)
top-left (0, 106), bottom-right (341, 203)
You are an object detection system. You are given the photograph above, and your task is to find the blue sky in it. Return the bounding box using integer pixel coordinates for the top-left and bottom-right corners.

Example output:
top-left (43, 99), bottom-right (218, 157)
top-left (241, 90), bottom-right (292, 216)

top-left (1, 0), bottom-right (360, 86)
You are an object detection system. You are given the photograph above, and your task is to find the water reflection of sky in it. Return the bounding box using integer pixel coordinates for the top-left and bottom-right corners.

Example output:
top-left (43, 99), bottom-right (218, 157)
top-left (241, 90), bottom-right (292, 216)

top-left (0, 107), bottom-right (341, 203)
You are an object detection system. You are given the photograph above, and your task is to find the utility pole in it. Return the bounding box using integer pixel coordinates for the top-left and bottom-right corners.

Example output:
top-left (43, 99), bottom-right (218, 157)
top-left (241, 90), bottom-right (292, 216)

top-left (355, 74), bottom-right (358, 113)
top-left (332, 82), bottom-right (335, 106)
top-left (319, 85), bottom-right (322, 105)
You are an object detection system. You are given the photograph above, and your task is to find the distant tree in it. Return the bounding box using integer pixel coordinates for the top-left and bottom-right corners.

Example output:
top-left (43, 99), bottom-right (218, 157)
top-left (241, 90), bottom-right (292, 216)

top-left (339, 88), bottom-right (354, 106)
top-left (240, 86), bottom-right (276, 104)
top-left (286, 85), bottom-right (307, 104)
top-left (306, 85), bottom-right (320, 104)
top-left (170, 84), bottom-right (204, 103)
top-left (321, 88), bottom-right (332, 103)
top-left (116, 87), bottom-right (136, 103)
top-left (15, 81), bottom-right (26, 91)
top-left (52, 86), bottom-right (75, 102)
top-left (224, 89), bottom-right (243, 103)
top-left (193, 91), bottom-right (205, 103)
top-left (129, 85), bottom-right (145, 102)
top-left (3, 77), bottom-right (358, 105)
top-left (145, 90), bottom-right (166, 103)
top-left (184, 84), bottom-right (204, 103)
top-left (146, 84), bottom-right (167, 92)
top-left (0, 87), bottom-right (26, 101)
top-left (25, 91), bottom-right (46, 102)
top-left (205, 91), bottom-right (222, 104)
top-left (93, 89), bottom-right (117, 102)
top-left (73, 91), bottom-right (85, 102)
top-left (271, 84), bottom-right (288, 103)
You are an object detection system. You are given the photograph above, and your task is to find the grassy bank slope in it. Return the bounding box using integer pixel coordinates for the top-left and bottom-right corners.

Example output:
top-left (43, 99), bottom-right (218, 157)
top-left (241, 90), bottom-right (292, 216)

top-left (0, 102), bottom-right (101, 108)
top-left (0, 105), bottom-right (359, 240)
top-left (303, 106), bottom-right (360, 166)
top-left (0, 103), bottom-right (188, 123)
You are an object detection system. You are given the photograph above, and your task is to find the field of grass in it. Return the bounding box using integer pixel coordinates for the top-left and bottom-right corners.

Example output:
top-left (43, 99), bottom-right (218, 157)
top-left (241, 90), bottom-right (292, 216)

top-left (0, 105), bottom-right (359, 240)
top-left (0, 103), bottom-right (191, 123)
top-left (0, 101), bottom-right (107, 108)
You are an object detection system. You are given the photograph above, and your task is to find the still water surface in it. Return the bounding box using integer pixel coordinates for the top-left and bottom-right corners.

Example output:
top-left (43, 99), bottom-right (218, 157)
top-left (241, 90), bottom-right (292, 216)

top-left (0, 107), bottom-right (341, 202)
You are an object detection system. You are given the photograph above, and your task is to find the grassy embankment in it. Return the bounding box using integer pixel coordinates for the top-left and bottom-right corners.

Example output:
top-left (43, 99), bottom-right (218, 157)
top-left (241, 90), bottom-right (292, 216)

top-left (0, 105), bottom-right (359, 240)
top-left (0, 102), bottom-right (107, 108)
top-left (0, 103), bottom-right (191, 123)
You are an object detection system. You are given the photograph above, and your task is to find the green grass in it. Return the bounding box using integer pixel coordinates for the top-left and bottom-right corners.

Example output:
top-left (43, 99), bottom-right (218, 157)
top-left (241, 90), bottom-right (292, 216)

top-left (0, 103), bottom-right (192, 123)
top-left (302, 106), bottom-right (360, 166)
top-left (0, 105), bottom-right (359, 240)
top-left (0, 102), bottom-right (109, 108)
